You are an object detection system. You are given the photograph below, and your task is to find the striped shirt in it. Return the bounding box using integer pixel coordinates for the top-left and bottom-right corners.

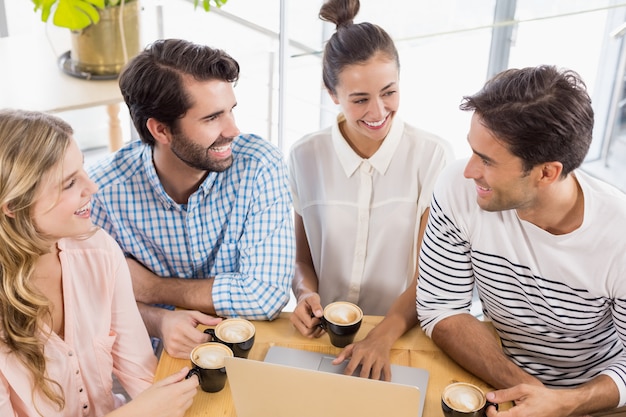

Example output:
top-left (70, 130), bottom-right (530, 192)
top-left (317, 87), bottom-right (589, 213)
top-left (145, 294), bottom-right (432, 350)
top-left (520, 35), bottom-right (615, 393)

top-left (88, 135), bottom-right (295, 320)
top-left (417, 159), bottom-right (626, 406)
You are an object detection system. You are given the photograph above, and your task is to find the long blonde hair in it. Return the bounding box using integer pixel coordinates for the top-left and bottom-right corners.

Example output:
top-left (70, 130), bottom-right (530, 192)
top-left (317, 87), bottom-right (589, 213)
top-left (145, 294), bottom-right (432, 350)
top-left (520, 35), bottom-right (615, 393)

top-left (0, 109), bottom-right (74, 411)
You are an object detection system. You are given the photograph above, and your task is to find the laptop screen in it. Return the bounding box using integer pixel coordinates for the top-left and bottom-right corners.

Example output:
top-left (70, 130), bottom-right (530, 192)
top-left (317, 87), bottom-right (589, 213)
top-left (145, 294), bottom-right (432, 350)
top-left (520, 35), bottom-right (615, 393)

top-left (224, 346), bottom-right (427, 417)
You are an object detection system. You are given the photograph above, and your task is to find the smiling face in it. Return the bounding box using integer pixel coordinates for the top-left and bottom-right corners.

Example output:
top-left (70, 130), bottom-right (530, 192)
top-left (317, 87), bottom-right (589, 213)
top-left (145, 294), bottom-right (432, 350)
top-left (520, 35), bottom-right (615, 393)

top-left (463, 113), bottom-right (542, 213)
top-left (31, 139), bottom-right (98, 241)
top-left (170, 76), bottom-right (241, 172)
top-left (330, 53), bottom-right (400, 156)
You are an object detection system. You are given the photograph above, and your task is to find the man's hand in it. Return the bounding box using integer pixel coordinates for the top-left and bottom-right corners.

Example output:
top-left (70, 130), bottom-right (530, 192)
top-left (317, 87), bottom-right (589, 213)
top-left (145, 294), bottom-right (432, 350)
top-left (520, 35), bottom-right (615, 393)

top-left (485, 384), bottom-right (578, 417)
top-left (290, 293), bottom-right (325, 338)
top-left (159, 310), bottom-right (222, 358)
top-left (332, 334), bottom-right (393, 381)
top-left (484, 382), bottom-right (620, 417)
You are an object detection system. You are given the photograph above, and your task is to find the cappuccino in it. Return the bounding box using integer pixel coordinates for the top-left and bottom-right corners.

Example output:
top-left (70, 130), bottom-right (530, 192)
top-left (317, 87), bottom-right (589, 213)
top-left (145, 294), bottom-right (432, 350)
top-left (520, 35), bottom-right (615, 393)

top-left (216, 318), bottom-right (255, 343)
top-left (187, 342), bottom-right (234, 393)
top-left (192, 342), bottom-right (233, 369)
top-left (442, 382), bottom-right (485, 413)
top-left (206, 318), bottom-right (256, 358)
top-left (321, 301), bottom-right (363, 348)
top-left (324, 302), bottom-right (363, 325)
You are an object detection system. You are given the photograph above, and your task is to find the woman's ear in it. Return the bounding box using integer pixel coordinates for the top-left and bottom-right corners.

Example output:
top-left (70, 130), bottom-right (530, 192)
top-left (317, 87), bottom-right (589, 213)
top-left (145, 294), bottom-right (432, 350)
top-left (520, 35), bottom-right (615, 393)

top-left (146, 118), bottom-right (172, 145)
top-left (328, 89), bottom-right (340, 106)
top-left (2, 203), bottom-right (15, 218)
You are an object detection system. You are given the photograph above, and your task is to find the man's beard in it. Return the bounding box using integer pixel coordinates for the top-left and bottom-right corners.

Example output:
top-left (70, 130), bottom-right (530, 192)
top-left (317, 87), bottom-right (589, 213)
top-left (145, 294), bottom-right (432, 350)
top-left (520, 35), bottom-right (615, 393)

top-left (170, 130), bottom-right (234, 172)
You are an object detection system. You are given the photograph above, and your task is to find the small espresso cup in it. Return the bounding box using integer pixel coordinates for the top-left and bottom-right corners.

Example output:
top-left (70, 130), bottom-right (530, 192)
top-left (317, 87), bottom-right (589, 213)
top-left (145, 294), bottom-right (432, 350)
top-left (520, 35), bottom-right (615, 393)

top-left (320, 301), bottom-right (363, 348)
top-left (441, 382), bottom-right (495, 417)
top-left (204, 318), bottom-right (256, 358)
top-left (186, 342), bottom-right (234, 393)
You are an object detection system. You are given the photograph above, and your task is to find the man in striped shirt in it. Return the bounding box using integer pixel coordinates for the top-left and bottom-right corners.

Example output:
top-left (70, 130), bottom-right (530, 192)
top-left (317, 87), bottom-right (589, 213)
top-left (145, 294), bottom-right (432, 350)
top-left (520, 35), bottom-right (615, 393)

top-left (417, 65), bottom-right (626, 416)
top-left (88, 39), bottom-right (295, 359)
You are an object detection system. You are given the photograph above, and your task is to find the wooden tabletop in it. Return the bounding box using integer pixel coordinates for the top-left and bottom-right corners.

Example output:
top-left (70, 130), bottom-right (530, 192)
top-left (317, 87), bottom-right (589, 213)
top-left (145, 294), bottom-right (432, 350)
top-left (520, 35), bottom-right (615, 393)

top-left (155, 312), bottom-right (503, 417)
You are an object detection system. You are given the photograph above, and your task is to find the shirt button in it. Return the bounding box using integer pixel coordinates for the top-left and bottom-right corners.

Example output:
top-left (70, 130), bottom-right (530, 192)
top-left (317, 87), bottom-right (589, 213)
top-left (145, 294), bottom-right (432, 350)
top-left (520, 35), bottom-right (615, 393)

top-left (68, 352), bottom-right (73, 357)
top-left (194, 252), bottom-right (201, 260)
top-left (79, 388), bottom-right (83, 393)
top-left (83, 404), bottom-right (88, 409)
top-left (75, 370), bottom-right (79, 374)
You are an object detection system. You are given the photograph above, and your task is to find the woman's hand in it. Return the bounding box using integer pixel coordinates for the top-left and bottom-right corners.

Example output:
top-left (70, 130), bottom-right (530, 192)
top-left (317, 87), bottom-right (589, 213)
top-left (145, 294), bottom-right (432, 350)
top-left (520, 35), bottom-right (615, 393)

top-left (107, 368), bottom-right (198, 417)
top-left (290, 293), bottom-right (325, 338)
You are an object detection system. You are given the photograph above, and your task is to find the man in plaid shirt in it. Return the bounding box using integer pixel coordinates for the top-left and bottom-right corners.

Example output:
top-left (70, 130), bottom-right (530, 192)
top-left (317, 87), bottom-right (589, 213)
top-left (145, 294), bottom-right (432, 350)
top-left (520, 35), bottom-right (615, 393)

top-left (88, 39), bottom-right (295, 359)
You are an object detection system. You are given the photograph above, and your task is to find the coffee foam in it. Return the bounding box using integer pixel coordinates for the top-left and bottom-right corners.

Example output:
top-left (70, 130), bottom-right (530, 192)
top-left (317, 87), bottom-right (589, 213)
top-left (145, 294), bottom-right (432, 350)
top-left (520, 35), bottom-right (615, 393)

top-left (443, 384), bottom-right (484, 412)
top-left (325, 302), bottom-right (362, 325)
top-left (216, 320), bottom-right (253, 343)
top-left (192, 344), bottom-right (232, 369)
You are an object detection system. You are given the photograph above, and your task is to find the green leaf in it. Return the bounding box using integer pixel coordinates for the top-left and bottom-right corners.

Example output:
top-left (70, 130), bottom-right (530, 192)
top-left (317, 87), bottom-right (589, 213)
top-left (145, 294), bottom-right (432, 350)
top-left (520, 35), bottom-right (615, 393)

top-left (53, 0), bottom-right (99, 29)
top-left (32, 0), bottom-right (58, 23)
top-left (193, 0), bottom-right (228, 12)
top-left (32, 0), bottom-right (108, 30)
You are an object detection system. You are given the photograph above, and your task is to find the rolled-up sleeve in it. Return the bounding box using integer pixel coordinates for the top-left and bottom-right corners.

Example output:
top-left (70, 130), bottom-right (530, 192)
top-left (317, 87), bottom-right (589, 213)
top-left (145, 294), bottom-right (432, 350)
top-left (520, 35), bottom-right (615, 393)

top-left (212, 156), bottom-right (295, 320)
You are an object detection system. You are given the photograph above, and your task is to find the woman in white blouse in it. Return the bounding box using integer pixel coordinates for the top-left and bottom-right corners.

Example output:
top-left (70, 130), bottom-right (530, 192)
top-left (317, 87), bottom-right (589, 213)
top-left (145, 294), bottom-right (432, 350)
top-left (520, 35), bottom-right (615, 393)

top-left (289, 0), bottom-right (453, 381)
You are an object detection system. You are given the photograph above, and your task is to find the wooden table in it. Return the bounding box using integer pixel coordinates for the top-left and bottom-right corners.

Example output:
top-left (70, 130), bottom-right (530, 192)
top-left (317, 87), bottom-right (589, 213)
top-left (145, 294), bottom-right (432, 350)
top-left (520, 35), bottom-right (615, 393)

top-left (155, 312), bottom-right (502, 417)
top-left (0, 32), bottom-right (125, 151)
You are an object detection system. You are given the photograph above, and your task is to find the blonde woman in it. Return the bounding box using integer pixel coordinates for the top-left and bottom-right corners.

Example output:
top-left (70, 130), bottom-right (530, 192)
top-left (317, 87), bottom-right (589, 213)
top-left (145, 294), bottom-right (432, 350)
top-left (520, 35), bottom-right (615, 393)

top-left (0, 109), bottom-right (197, 417)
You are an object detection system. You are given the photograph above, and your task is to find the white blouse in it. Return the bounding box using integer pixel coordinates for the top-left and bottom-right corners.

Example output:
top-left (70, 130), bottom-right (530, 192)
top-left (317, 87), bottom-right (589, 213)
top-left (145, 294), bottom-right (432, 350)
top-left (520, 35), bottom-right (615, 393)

top-left (289, 115), bottom-right (453, 315)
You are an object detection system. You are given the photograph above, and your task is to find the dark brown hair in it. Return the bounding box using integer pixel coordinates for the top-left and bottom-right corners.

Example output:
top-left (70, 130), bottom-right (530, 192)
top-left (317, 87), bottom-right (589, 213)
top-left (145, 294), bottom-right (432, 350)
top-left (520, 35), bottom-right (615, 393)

top-left (460, 65), bottom-right (594, 177)
top-left (319, 0), bottom-right (399, 95)
top-left (119, 39), bottom-right (240, 146)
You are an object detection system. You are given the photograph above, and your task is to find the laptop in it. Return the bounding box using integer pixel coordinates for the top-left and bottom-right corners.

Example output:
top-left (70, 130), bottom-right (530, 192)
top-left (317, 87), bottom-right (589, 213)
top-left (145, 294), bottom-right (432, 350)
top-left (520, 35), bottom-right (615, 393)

top-left (224, 346), bottom-right (428, 417)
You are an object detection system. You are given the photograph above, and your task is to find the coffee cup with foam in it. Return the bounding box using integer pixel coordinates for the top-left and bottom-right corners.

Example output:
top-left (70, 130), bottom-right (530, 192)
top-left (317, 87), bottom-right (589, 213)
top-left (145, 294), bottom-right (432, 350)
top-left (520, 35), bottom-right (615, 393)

top-left (441, 382), bottom-right (497, 417)
top-left (186, 342), bottom-right (234, 393)
top-left (205, 318), bottom-right (256, 358)
top-left (320, 301), bottom-right (363, 348)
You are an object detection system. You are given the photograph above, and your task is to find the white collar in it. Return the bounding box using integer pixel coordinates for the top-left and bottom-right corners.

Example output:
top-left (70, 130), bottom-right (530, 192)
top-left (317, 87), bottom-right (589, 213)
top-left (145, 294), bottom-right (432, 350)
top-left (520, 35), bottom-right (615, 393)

top-left (331, 113), bottom-right (404, 177)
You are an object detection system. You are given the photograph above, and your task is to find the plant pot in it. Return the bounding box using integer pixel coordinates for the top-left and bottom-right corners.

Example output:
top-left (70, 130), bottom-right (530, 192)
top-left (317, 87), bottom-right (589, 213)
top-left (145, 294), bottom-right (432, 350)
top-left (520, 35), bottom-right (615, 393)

top-left (69, 1), bottom-right (141, 77)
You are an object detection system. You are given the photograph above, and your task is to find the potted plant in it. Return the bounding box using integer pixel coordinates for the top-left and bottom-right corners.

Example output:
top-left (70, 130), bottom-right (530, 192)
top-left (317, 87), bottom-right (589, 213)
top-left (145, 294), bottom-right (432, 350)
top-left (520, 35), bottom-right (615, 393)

top-left (32, 0), bottom-right (229, 31)
top-left (30, 0), bottom-right (229, 77)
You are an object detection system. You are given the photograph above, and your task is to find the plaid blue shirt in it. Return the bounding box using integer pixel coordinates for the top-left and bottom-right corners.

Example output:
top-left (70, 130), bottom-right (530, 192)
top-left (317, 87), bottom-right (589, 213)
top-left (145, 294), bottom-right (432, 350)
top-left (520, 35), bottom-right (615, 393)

top-left (87, 135), bottom-right (295, 320)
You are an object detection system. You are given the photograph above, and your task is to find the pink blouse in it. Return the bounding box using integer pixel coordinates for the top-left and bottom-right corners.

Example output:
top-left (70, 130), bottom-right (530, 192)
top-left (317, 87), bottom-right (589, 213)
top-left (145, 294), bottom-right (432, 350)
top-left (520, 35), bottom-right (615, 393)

top-left (0, 229), bottom-right (157, 416)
